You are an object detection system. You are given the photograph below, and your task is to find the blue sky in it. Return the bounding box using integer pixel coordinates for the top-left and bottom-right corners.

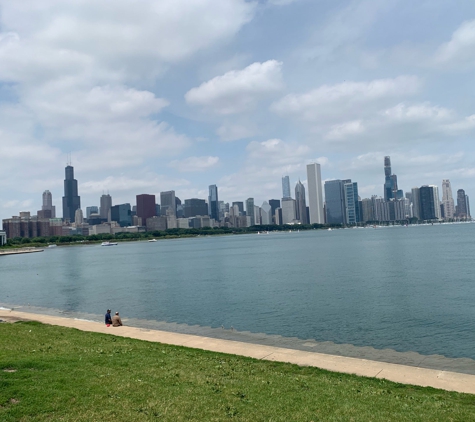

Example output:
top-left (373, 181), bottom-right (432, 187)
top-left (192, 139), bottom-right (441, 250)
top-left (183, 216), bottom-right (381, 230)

top-left (1, 0), bottom-right (475, 221)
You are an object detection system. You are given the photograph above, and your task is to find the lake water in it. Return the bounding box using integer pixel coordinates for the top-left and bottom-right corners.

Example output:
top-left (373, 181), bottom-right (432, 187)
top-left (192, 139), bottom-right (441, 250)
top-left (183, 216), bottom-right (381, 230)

top-left (1, 223), bottom-right (475, 371)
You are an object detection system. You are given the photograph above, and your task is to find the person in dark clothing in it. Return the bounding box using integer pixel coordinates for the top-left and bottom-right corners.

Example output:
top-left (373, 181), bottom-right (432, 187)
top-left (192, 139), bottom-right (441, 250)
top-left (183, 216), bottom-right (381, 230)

top-left (105, 309), bottom-right (112, 326)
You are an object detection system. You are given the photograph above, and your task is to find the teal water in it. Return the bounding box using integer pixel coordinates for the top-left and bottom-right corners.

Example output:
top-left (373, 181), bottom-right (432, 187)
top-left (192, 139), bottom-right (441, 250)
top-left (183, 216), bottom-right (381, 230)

top-left (1, 224), bottom-right (475, 361)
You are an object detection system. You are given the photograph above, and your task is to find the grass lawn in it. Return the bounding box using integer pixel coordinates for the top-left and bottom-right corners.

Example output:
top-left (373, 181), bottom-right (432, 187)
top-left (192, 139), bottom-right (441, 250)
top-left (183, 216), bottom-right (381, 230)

top-left (1, 321), bottom-right (474, 421)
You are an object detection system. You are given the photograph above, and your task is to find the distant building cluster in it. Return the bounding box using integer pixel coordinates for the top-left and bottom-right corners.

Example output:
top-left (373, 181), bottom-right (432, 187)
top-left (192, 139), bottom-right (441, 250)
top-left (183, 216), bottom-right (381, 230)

top-left (1, 157), bottom-right (471, 241)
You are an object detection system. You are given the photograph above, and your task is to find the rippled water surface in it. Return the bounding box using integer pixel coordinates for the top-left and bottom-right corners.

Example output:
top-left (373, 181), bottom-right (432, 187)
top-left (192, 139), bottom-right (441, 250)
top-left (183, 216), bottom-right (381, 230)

top-left (2, 223), bottom-right (475, 360)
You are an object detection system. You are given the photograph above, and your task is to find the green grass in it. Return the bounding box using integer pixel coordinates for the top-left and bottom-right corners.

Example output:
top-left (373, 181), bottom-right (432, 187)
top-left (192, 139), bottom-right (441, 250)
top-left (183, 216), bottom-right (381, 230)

top-left (1, 322), bottom-right (474, 421)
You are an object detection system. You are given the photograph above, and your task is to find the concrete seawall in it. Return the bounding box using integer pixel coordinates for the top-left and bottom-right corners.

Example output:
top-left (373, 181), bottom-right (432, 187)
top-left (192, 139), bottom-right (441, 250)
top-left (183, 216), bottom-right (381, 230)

top-left (0, 248), bottom-right (44, 256)
top-left (1, 309), bottom-right (474, 395)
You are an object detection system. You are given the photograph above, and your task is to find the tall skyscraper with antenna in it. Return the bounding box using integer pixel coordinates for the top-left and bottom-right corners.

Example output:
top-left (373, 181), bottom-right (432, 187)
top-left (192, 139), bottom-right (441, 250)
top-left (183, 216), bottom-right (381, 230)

top-left (383, 156), bottom-right (403, 201)
top-left (62, 161), bottom-right (81, 223)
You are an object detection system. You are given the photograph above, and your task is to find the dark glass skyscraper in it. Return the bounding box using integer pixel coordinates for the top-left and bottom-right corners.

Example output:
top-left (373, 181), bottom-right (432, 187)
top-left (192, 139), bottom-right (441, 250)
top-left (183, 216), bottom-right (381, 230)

top-left (383, 156), bottom-right (403, 201)
top-left (136, 194), bottom-right (156, 224)
top-left (62, 165), bottom-right (81, 222)
top-left (110, 203), bottom-right (132, 227)
top-left (456, 189), bottom-right (470, 218)
top-left (184, 198), bottom-right (208, 218)
top-left (324, 180), bottom-right (345, 224)
top-left (419, 185), bottom-right (439, 220)
top-left (208, 185), bottom-right (219, 221)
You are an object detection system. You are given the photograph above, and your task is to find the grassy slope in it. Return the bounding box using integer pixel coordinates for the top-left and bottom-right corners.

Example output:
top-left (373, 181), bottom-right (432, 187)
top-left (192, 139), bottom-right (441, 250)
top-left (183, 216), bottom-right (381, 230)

top-left (0, 322), bottom-right (474, 421)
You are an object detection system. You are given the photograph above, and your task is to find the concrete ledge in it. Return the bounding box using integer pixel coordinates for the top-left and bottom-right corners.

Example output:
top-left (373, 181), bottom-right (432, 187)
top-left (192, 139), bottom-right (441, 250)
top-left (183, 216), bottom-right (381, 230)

top-left (2, 309), bottom-right (474, 395)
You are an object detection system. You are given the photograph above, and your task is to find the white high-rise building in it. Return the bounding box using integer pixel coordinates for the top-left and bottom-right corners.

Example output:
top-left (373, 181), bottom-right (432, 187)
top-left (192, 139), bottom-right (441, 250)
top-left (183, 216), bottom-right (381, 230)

top-left (42, 190), bottom-right (56, 218)
top-left (431, 185), bottom-right (442, 220)
top-left (281, 198), bottom-right (296, 224)
top-left (75, 208), bottom-right (84, 225)
top-left (260, 201), bottom-right (272, 225)
top-left (411, 187), bottom-right (421, 220)
top-left (306, 163), bottom-right (324, 224)
top-left (441, 179), bottom-right (455, 219)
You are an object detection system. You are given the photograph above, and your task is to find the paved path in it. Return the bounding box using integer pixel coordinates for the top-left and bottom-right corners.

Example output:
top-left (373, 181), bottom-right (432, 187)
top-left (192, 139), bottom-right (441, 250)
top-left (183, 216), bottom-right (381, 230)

top-left (1, 309), bottom-right (474, 395)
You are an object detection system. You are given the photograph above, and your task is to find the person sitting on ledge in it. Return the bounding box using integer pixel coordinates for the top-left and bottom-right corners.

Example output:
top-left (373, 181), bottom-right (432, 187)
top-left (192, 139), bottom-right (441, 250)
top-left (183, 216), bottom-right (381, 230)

top-left (112, 311), bottom-right (123, 327)
top-left (105, 309), bottom-right (112, 326)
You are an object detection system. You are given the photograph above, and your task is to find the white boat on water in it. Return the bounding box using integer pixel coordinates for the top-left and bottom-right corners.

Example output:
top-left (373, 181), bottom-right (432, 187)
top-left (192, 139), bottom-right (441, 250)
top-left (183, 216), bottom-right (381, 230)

top-left (48, 244), bottom-right (57, 248)
top-left (101, 241), bottom-right (118, 246)
top-left (148, 239), bottom-right (157, 242)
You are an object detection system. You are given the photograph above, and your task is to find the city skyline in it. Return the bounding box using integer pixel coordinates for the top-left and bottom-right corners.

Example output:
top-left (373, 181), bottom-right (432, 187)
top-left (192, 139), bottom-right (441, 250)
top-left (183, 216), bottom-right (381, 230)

top-left (1, 156), bottom-right (471, 224)
top-left (1, 1), bottom-right (475, 222)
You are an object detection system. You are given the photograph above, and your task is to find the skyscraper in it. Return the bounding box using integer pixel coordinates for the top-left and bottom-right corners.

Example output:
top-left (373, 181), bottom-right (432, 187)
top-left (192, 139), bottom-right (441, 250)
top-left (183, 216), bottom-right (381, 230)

top-left (282, 176), bottom-right (291, 199)
top-left (260, 201), bottom-right (272, 225)
top-left (383, 156), bottom-right (403, 201)
top-left (75, 208), bottom-right (84, 225)
top-left (441, 179), bottom-right (455, 220)
top-left (160, 191), bottom-right (176, 217)
top-left (86, 206), bottom-right (98, 219)
top-left (184, 198), bottom-right (208, 218)
top-left (208, 185), bottom-right (219, 221)
top-left (294, 180), bottom-right (308, 224)
top-left (111, 203), bottom-right (132, 227)
top-left (245, 198), bottom-right (255, 226)
top-left (419, 185), bottom-right (440, 220)
top-left (62, 165), bottom-right (81, 223)
top-left (232, 202), bottom-right (244, 215)
top-left (306, 163), bottom-right (324, 224)
top-left (411, 187), bottom-right (421, 220)
top-left (42, 190), bottom-right (56, 218)
top-left (136, 194), bottom-right (156, 225)
top-left (100, 194), bottom-right (112, 221)
top-left (281, 198), bottom-right (296, 224)
top-left (456, 189), bottom-right (470, 219)
top-left (324, 180), bottom-right (345, 224)
top-left (343, 181), bottom-right (360, 224)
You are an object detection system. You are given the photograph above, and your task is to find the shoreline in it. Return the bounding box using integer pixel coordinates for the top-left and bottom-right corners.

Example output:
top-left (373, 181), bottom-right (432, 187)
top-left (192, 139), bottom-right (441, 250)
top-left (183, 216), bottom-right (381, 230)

top-left (1, 308), bottom-right (474, 395)
top-left (0, 248), bottom-right (44, 256)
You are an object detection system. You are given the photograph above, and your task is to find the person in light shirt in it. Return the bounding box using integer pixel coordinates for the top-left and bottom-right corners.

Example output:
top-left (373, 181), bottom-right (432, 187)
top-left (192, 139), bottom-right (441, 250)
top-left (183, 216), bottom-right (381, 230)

top-left (112, 311), bottom-right (123, 327)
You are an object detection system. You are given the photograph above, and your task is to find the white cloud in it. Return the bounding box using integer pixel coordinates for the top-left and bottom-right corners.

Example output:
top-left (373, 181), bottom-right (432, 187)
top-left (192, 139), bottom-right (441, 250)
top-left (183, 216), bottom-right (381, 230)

top-left (80, 174), bottom-right (191, 196)
top-left (217, 138), bottom-right (314, 202)
top-left (185, 60), bottom-right (284, 114)
top-left (271, 76), bottom-right (420, 122)
top-left (435, 20), bottom-right (475, 68)
top-left (267, 0), bottom-right (299, 5)
top-left (326, 120), bottom-right (365, 140)
top-left (168, 156), bottom-right (220, 172)
top-left (382, 103), bottom-right (452, 122)
top-left (0, 0), bottom-right (257, 83)
top-left (216, 123), bottom-right (256, 142)
top-left (246, 138), bottom-right (310, 166)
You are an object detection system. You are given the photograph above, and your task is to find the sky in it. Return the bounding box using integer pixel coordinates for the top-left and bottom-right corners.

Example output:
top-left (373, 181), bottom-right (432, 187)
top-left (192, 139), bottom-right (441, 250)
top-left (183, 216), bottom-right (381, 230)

top-left (1, 0), bottom-right (475, 221)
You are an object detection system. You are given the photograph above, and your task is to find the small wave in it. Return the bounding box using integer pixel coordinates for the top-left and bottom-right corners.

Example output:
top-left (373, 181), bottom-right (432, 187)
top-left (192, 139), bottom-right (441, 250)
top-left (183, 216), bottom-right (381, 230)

top-left (0, 307), bottom-right (14, 310)
top-left (74, 318), bottom-right (98, 323)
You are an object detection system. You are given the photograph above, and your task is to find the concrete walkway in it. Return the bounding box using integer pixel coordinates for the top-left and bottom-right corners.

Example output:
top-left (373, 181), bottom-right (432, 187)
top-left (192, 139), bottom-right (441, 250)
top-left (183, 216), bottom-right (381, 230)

top-left (1, 309), bottom-right (474, 395)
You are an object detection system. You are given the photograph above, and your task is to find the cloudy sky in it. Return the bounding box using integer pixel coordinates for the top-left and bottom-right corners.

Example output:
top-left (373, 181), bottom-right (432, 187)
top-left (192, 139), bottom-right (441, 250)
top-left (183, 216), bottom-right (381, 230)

top-left (1, 0), bottom-right (475, 220)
